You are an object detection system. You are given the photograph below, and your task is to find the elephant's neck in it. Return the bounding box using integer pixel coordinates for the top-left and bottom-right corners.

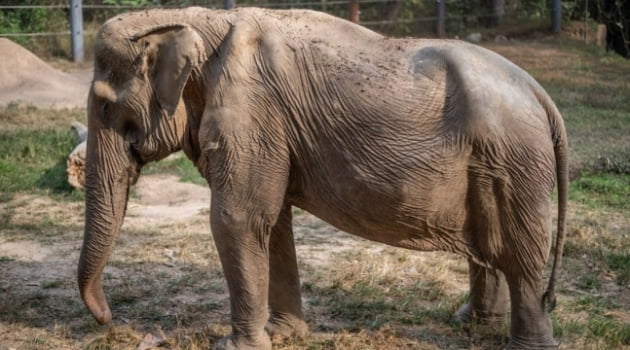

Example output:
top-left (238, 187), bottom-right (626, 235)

top-left (193, 10), bottom-right (233, 59)
top-left (179, 12), bottom-right (233, 166)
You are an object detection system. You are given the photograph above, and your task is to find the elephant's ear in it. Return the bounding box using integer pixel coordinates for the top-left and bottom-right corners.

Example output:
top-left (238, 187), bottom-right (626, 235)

top-left (131, 24), bottom-right (205, 118)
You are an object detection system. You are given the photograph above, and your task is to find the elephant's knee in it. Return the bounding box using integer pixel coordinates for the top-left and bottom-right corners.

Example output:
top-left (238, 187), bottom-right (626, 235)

top-left (214, 207), bottom-right (249, 231)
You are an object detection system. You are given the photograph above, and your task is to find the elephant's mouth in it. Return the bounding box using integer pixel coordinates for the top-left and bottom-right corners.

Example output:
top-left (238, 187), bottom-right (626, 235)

top-left (127, 145), bottom-right (144, 185)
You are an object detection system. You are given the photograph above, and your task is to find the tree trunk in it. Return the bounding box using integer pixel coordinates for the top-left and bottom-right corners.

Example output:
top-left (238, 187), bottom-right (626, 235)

top-left (492, 0), bottom-right (505, 26)
top-left (379, 0), bottom-right (403, 33)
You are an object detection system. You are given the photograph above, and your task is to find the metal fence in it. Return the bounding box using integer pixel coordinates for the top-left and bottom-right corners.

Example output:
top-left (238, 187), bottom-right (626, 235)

top-left (0, 0), bottom-right (560, 61)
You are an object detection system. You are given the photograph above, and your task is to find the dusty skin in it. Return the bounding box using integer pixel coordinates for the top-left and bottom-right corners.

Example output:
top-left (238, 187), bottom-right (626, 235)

top-left (78, 7), bottom-right (568, 350)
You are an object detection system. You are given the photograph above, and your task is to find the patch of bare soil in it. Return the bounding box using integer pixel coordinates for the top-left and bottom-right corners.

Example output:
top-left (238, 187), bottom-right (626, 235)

top-left (125, 175), bottom-right (211, 228)
top-left (0, 38), bottom-right (91, 109)
top-left (0, 175), bottom-right (212, 299)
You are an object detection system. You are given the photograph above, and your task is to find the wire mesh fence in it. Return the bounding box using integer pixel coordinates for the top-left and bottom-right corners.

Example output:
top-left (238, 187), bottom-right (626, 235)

top-left (0, 0), bottom-right (606, 60)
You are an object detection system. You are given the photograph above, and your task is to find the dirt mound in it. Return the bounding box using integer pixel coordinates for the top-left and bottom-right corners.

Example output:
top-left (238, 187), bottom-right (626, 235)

top-left (0, 38), bottom-right (91, 109)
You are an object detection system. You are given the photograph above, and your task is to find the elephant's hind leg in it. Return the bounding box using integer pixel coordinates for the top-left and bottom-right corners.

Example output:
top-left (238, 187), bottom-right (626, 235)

top-left (500, 202), bottom-right (558, 349)
top-left (503, 272), bottom-right (558, 349)
top-left (266, 204), bottom-right (309, 341)
top-left (465, 162), bottom-right (558, 348)
top-left (457, 172), bottom-right (510, 325)
top-left (452, 259), bottom-right (509, 324)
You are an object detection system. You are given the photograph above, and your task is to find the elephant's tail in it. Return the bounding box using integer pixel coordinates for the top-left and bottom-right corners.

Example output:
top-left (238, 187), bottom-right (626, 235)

top-left (540, 90), bottom-right (569, 313)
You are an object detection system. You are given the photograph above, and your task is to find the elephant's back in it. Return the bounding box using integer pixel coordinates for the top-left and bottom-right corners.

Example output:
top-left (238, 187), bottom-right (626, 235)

top-left (408, 40), bottom-right (554, 153)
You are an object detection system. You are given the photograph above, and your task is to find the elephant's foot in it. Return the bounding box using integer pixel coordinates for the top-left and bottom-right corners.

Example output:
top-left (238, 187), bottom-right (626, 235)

top-left (451, 302), bottom-right (507, 325)
top-left (505, 337), bottom-right (560, 350)
top-left (265, 313), bottom-right (309, 342)
top-left (213, 333), bottom-right (272, 350)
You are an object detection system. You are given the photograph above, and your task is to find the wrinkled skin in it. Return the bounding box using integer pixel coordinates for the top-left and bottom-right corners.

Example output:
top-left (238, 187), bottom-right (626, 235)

top-left (78, 7), bottom-right (568, 350)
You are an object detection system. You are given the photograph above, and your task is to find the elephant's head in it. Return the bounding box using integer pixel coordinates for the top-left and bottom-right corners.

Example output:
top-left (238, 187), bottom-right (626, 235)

top-left (78, 12), bottom-right (207, 324)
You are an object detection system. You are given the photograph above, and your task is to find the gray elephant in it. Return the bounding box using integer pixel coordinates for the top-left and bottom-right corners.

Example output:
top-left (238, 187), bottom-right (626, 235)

top-left (78, 7), bottom-right (568, 350)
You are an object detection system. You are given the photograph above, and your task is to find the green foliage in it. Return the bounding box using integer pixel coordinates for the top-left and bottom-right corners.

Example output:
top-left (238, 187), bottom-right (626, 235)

top-left (102, 0), bottom-right (159, 6)
top-left (0, 1), bottom-right (68, 56)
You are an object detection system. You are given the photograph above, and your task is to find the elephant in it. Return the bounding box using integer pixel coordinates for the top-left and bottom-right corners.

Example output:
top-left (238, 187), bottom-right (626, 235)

top-left (78, 7), bottom-right (568, 350)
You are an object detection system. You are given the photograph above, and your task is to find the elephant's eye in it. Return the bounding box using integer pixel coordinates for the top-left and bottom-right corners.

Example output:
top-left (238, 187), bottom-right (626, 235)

top-left (101, 102), bottom-right (109, 115)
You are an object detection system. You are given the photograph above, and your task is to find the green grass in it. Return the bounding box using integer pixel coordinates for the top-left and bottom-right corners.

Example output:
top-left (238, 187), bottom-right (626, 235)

top-left (0, 104), bottom-right (86, 200)
top-left (488, 39), bottom-right (630, 175)
top-left (546, 52), bottom-right (630, 173)
top-left (559, 106), bottom-right (630, 174)
top-left (562, 242), bottom-right (630, 288)
top-left (605, 252), bottom-right (630, 286)
top-left (587, 317), bottom-right (630, 347)
top-left (0, 105), bottom-right (205, 202)
top-left (555, 296), bottom-right (630, 348)
top-left (569, 173), bottom-right (630, 210)
top-left (575, 273), bottom-right (601, 290)
top-left (0, 128), bottom-right (81, 198)
top-left (142, 154), bottom-right (206, 186)
top-left (554, 315), bottom-right (630, 348)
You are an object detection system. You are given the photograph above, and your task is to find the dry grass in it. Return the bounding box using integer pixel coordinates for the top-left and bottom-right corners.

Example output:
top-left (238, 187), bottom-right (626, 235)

top-left (0, 103), bottom-right (85, 132)
top-left (1, 194), bottom-right (628, 349)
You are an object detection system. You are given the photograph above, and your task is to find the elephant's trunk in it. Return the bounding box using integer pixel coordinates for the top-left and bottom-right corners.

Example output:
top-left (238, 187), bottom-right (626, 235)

top-left (78, 125), bottom-right (137, 324)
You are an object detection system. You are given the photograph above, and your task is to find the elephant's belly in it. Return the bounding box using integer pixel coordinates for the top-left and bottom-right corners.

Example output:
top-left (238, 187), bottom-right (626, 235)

top-left (291, 172), bottom-right (476, 256)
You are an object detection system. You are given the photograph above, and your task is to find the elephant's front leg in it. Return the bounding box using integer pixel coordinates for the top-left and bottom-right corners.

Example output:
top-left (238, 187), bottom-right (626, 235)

top-left (211, 202), bottom-right (273, 350)
top-left (266, 204), bottom-right (308, 341)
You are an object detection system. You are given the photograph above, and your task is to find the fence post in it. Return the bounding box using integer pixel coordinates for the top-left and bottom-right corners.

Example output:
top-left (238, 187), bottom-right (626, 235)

top-left (551, 0), bottom-right (561, 33)
top-left (436, 0), bottom-right (446, 38)
top-left (69, 0), bottom-right (84, 63)
top-left (349, 0), bottom-right (360, 23)
top-left (224, 0), bottom-right (235, 9)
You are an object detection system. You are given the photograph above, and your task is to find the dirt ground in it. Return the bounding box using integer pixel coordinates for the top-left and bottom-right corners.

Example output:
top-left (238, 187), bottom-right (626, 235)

top-left (0, 172), bottom-right (471, 349)
top-left (0, 174), bottom-right (210, 276)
